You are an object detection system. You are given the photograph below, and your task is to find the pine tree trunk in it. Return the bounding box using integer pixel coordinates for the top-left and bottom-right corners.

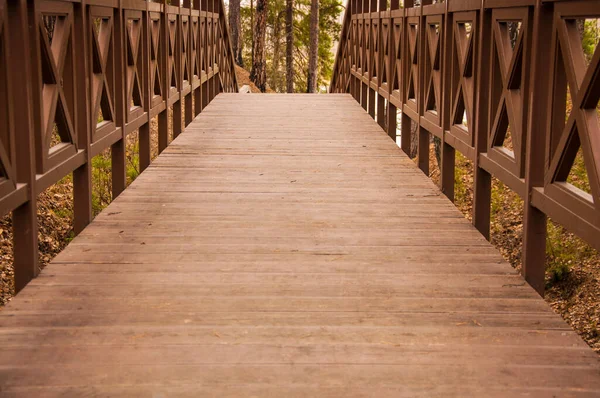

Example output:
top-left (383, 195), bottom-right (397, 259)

top-left (250, 0), bottom-right (268, 92)
top-left (228, 0), bottom-right (243, 66)
top-left (272, 12), bottom-right (283, 91)
top-left (285, 0), bottom-right (294, 93)
top-left (250, 0), bottom-right (254, 65)
top-left (410, 123), bottom-right (418, 159)
top-left (306, 0), bottom-right (319, 93)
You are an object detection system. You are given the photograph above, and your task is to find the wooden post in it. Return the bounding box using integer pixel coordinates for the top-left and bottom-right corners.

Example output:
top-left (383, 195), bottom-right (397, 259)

top-left (185, 92), bottom-right (193, 126)
top-left (173, 3), bottom-right (183, 139)
top-left (194, 85), bottom-right (202, 117)
top-left (377, 95), bottom-right (386, 129)
top-left (386, 0), bottom-right (399, 142)
top-left (472, 6), bottom-right (492, 240)
top-left (8, 0), bottom-right (39, 292)
top-left (73, 0), bottom-right (92, 234)
top-left (418, 126), bottom-right (429, 175)
top-left (112, 3), bottom-right (127, 198)
top-left (441, 143), bottom-right (455, 201)
top-left (416, 1), bottom-right (427, 174)
top-left (140, 2), bottom-right (152, 173)
top-left (185, 3), bottom-right (195, 126)
top-left (173, 98), bottom-right (183, 138)
top-left (401, 112), bottom-right (411, 155)
top-left (360, 0), bottom-right (368, 111)
top-left (440, 4), bottom-right (454, 202)
top-left (387, 102), bottom-right (397, 142)
top-left (139, 123), bottom-right (151, 171)
top-left (368, 0), bottom-right (377, 119)
top-left (158, 110), bottom-right (169, 153)
top-left (522, 0), bottom-right (552, 296)
top-left (368, 87), bottom-right (376, 118)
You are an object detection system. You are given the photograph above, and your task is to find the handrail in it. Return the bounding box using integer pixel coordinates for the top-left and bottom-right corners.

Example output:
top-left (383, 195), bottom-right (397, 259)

top-left (0, 0), bottom-right (238, 292)
top-left (330, 0), bottom-right (600, 295)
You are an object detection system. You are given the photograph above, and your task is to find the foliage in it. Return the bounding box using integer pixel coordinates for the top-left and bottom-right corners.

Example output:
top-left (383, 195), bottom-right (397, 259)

top-left (546, 219), bottom-right (597, 286)
top-left (240, 0), bottom-right (343, 92)
top-left (91, 150), bottom-right (112, 217)
top-left (581, 19), bottom-right (600, 63)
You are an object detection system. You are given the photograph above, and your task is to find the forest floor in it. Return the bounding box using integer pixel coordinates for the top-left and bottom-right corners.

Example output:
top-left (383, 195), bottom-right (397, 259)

top-left (235, 65), bottom-right (275, 93)
top-left (1, 68), bottom-right (599, 354)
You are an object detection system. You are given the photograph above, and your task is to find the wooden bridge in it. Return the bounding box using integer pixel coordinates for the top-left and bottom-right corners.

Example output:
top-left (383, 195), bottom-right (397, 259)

top-left (1, 0), bottom-right (600, 396)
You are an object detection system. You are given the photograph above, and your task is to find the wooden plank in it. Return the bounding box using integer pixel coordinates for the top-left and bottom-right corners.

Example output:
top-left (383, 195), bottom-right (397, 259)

top-left (0, 93), bottom-right (599, 395)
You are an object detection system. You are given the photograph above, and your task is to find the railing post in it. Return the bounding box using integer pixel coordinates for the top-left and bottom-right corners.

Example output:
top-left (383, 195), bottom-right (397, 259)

top-left (158, 0), bottom-right (169, 154)
top-left (400, 0), bottom-right (413, 157)
top-left (201, 0), bottom-right (209, 110)
top-left (193, 0), bottom-right (202, 116)
top-left (350, 0), bottom-right (358, 101)
top-left (387, 104), bottom-right (397, 141)
top-left (172, 90), bottom-right (182, 141)
top-left (73, 0), bottom-right (93, 234)
top-left (472, 5), bottom-right (492, 240)
top-left (184, 1), bottom-right (194, 128)
top-left (173, 2), bottom-right (183, 139)
top-left (522, 0), bottom-right (552, 296)
top-left (416, 0), bottom-right (429, 175)
top-left (400, 113), bottom-right (411, 154)
top-left (440, 1), bottom-right (454, 202)
top-left (377, 98), bottom-right (385, 129)
top-left (112, 1), bottom-right (127, 198)
top-left (8, 0), bottom-right (39, 292)
top-left (385, 0), bottom-right (399, 141)
top-left (139, 2), bottom-right (152, 172)
top-left (367, 0), bottom-right (376, 118)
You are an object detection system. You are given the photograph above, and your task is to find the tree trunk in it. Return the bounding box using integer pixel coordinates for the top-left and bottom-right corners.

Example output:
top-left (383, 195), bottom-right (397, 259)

top-left (306, 0), bottom-right (319, 93)
top-left (228, 0), bottom-right (243, 66)
top-left (250, 0), bottom-right (254, 65)
top-left (250, 0), bottom-right (268, 92)
top-left (271, 12), bottom-right (283, 91)
top-left (285, 0), bottom-right (294, 93)
top-left (410, 121), bottom-right (418, 159)
top-left (433, 136), bottom-right (442, 169)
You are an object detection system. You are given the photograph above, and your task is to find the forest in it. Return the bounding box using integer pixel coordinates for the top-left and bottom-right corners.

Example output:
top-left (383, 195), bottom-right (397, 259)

top-left (228, 0), bottom-right (343, 92)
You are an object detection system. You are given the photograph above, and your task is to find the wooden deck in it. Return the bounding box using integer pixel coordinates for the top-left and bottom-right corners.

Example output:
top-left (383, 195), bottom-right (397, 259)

top-left (1, 94), bottom-right (599, 396)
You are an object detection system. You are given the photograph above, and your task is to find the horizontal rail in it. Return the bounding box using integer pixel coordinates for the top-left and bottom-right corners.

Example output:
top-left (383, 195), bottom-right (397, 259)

top-left (0, 0), bottom-right (238, 292)
top-left (330, 0), bottom-right (600, 295)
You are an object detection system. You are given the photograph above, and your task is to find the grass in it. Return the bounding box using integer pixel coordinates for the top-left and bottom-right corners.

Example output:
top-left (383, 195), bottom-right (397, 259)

top-left (546, 219), bottom-right (597, 285)
top-left (90, 134), bottom-right (142, 217)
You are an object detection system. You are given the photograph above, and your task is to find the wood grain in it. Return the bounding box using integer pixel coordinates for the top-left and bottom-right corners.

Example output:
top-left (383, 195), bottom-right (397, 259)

top-left (0, 94), bottom-right (599, 396)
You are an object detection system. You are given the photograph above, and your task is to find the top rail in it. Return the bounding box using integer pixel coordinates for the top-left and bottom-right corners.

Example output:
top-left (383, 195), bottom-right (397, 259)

top-left (330, 0), bottom-right (600, 295)
top-left (0, 0), bottom-right (238, 292)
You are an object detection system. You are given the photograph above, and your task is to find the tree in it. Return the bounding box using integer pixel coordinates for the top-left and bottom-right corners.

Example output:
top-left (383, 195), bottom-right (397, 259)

top-left (271, 11), bottom-right (285, 90)
top-left (285, 0), bottom-right (294, 92)
top-left (239, 0), bottom-right (342, 93)
top-left (306, 0), bottom-right (319, 92)
top-left (229, 0), bottom-right (243, 66)
top-left (250, 0), bottom-right (269, 91)
top-left (250, 0), bottom-right (254, 64)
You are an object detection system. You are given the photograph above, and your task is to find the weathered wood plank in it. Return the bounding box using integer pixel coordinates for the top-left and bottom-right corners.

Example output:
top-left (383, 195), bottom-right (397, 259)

top-left (0, 94), bottom-right (599, 395)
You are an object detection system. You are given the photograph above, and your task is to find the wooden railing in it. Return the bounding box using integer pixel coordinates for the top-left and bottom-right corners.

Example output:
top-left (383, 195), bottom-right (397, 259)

top-left (331, 0), bottom-right (600, 294)
top-left (0, 0), bottom-right (238, 292)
